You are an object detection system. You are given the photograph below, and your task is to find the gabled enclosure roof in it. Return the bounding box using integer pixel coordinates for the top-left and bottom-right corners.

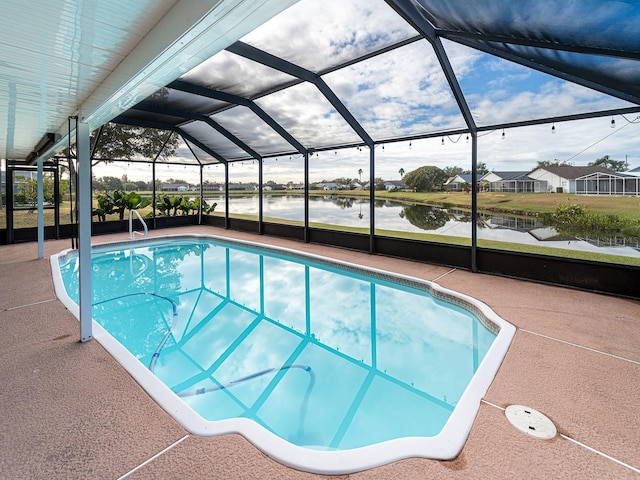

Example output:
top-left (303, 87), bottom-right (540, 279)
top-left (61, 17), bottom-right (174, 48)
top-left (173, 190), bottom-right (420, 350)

top-left (112, 0), bottom-right (640, 166)
top-left (576, 170), bottom-right (639, 180)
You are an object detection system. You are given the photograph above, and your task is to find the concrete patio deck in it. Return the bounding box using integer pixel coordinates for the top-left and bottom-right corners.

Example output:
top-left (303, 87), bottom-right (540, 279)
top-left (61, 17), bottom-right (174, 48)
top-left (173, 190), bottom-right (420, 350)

top-left (1, 226), bottom-right (638, 479)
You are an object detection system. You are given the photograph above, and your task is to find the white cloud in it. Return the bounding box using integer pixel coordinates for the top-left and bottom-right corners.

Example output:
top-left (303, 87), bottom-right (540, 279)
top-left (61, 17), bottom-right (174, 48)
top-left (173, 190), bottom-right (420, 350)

top-left (94, 115), bottom-right (640, 185)
top-left (92, 0), bottom-right (639, 185)
top-left (181, 50), bottom-right (295, 98)
top-left (241, 0), bottom-right (416, 72)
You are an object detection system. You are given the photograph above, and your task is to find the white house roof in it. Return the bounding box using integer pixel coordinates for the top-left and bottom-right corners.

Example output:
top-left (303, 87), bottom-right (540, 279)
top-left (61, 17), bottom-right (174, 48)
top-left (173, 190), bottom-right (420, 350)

top-left (534, 165), bottom-right (612, 179)
top-left (445, 174), bottom-right (473, 184)
top-left (488, 171), bottom-right (532, 181)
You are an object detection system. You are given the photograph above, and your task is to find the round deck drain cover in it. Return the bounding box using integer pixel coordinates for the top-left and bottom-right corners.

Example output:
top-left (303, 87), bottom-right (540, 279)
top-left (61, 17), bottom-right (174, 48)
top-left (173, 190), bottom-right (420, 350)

top-left (505, 405), bottom-right (557, 440)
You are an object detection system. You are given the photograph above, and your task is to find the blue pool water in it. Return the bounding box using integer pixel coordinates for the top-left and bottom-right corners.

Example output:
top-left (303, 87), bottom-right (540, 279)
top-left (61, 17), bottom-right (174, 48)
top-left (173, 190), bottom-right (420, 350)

top-left (53, 235), bottom-right (514, 473)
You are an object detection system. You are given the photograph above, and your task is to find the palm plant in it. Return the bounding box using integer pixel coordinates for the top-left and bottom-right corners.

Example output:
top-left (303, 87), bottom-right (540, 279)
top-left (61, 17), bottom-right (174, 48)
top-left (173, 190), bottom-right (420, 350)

top-left (202, 199), bottom-right (217, 214)
top-left (155, 195), bottom-right (173, 216)
top-left (155, 195), bottom-right (184, 216)
top-left (177, 197), bottom-right (191, 216)
top-left (112, 190), bottom-right (152, 220)
top-left (154, 195), bottom-right (217, 216)
top-left (92, 193), bottom-right (116, 221)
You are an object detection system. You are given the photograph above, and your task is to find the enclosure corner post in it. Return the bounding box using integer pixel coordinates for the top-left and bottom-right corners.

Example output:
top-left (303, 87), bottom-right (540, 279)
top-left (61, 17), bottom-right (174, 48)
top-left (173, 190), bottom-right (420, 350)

top-left (152, 160), bottom-right (157, 230)
top-left (224, 163), bottom-right (230, 229)
top-left (304, 151), bottom-right (309, 243)
top-left (199, 164), bottom-right (204, 225)
top-left (369, 144), bottom-right (375, 255)
top-left (77, 120), bottom-right (93, 342)
top-left (37, 157), bottom-right (44, 259)
top-left (471, 132), bottom-right (478, 273)
top-left (258, 157), bottom-right (264, 235)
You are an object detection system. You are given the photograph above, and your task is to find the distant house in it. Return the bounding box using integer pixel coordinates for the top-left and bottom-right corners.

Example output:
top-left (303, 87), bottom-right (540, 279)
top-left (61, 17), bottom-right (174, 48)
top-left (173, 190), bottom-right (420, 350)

top-left (161, 183), bottom-right (190, 191)
top-left (228, 183), bottom-right (255, 191)
top-left (263, 183), bottom-right (285, 191)
top-left (383, 180), bottom-right (404, 191)
top-left (528, 166), bottom-right (614, 193)
top-left (316, 182), bottom-right (338, 191)
top-left (481, 171), bottom-right (546, 193)
top-left (444, 174), bottom-right (473, 192)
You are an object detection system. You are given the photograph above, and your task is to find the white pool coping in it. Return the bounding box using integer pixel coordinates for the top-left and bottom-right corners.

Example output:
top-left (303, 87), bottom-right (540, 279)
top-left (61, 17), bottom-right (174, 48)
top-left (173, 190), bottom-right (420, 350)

top-left (50, 233), bottom-right (516, 475)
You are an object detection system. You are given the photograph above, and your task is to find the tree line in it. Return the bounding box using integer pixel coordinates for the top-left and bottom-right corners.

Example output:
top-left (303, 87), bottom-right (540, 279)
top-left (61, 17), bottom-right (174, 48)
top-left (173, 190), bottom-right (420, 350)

top-left (538, 155), bottom-right (628, 172)
top-left (92, 176), bottom-right (192, 192)
top-left (398, 156), bottom-right (625, 193)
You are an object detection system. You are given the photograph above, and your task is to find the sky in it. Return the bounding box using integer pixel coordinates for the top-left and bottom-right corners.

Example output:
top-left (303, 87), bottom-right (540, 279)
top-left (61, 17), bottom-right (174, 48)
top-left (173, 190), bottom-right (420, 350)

top-left (94, 0), bottom-right (640, 185)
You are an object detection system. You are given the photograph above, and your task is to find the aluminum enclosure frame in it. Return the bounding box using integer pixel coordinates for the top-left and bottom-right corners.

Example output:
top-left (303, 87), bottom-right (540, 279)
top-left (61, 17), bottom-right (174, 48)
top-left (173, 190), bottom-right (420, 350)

top-left (7, 0), bottom-right (640, 300)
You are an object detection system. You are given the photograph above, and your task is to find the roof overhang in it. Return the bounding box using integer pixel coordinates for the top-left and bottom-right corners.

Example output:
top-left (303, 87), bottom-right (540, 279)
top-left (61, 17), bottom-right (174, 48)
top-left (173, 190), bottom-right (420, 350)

top-left (0, 0), bottom-right (299, 163)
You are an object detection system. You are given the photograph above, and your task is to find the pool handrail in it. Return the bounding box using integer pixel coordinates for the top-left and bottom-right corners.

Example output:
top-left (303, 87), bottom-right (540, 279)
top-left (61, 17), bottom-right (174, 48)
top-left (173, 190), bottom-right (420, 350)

top-left (128, 209), bottom-right (148, 240)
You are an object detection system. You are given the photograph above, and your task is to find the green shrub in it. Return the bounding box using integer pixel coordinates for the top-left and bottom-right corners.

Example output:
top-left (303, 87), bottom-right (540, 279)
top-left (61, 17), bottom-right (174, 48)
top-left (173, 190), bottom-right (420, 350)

top-left (543, 203), bottom-right (640, 241)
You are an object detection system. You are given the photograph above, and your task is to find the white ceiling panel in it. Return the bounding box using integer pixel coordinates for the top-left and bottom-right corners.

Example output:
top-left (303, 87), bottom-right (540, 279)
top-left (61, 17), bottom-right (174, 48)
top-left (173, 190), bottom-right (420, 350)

top-left (0, 0), bottom-right (300, 161)
top-left (0, 0), bottom-right (176, 160)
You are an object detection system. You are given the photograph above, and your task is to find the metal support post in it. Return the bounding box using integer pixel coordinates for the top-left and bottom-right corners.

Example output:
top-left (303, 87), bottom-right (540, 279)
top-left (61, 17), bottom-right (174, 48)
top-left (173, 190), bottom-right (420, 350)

top-left (471, 133), bottom-right (478, 272)
top-left (258, 158), bottom-right (263, 235)
top-left (224, 163), bottom-right (229, 229)
top-left (37, 158), bottom-right (44, 259)
top-left (304, 152), bottom-right (309, 243)
top-left (369, 146), bottom-right (375, 254)
top-left (77, 120), bottom-right (93, 342)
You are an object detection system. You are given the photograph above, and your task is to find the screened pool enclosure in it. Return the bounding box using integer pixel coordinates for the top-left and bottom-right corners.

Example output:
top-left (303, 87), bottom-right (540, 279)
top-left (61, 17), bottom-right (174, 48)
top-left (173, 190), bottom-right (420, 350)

top-left (2, 0), bottom-right (640, 299)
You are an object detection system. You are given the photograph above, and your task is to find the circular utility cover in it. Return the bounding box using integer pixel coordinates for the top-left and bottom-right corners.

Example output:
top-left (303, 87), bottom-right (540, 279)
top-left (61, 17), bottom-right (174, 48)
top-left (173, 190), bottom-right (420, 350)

top-left (505, 405), bottom-right (557, 440)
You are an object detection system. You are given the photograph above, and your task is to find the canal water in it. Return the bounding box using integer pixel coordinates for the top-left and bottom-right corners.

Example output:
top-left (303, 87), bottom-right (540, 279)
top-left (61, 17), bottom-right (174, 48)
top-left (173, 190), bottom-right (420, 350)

top-left (205, 194), bottom-right (640, 258)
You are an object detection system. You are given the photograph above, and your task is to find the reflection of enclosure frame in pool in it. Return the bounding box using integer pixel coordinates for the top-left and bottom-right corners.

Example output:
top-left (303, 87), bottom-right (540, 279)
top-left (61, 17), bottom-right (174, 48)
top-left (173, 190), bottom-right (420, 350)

top-left (150, 242), bottom-right (480, 412)
top-left (51, 234), bottom-right (516, 475)
top-left (94, 287), bottom-right (318, 402)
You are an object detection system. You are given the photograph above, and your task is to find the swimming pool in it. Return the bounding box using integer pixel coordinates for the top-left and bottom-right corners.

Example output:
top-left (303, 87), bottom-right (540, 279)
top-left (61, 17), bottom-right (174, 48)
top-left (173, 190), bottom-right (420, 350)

top-left (51, 234), bottom-right (515, 474)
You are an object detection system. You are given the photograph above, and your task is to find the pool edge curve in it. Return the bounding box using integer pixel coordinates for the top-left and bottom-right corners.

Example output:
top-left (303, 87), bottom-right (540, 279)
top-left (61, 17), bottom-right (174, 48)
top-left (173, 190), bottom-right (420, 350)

top-left (50, 233), bottom-right (516, 475)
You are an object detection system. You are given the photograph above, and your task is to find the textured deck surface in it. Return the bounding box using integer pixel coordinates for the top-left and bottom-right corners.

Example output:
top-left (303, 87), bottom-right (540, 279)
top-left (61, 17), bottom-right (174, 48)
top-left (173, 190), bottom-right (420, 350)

top-left (1, 226), bottom-right (638, 479)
